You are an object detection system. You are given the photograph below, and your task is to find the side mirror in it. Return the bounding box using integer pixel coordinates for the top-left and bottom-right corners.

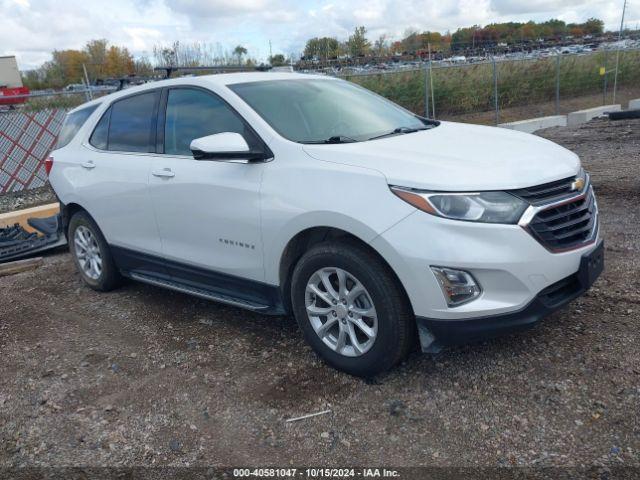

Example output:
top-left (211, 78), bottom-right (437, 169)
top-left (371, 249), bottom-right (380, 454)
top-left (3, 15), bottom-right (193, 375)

top-left (190, 132), bottom-right (269, 162)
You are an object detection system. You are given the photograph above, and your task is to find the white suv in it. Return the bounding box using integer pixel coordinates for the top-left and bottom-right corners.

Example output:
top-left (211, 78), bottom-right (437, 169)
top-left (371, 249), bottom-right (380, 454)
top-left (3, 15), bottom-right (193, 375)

top-left (48, 73), bottom-right (603, 376)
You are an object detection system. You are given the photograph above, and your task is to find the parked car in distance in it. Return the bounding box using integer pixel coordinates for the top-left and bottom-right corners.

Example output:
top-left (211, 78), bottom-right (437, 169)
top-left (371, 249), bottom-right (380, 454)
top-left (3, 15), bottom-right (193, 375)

top-left (64, 83), bottom-right (88, 92)
top-left (47, 73), bottom-right (603, 376)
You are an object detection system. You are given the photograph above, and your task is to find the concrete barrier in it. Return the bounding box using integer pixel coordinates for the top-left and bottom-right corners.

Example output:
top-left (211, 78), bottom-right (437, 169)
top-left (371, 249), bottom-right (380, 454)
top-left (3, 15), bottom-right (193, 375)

top-left (499, 115), bottom-right (567, 133)
top-left (629, 99), bottom-right (640, 110)
top-left (567, 105), bottom-right (621, 127)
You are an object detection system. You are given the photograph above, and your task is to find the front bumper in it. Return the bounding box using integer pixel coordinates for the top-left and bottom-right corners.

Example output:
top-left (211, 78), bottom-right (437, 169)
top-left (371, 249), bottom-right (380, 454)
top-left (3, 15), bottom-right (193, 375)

top-left (417, 239), bottom-right (604, 349)
top-left (371, 203), bottom-right (601, 320)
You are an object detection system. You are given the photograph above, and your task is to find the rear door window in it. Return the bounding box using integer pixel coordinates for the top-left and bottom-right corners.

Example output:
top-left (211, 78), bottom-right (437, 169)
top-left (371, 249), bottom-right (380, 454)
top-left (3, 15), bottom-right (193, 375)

top-left (56, 104), bottom-right (99, 148)
top-left (107, 91), bottom-right (159, 153)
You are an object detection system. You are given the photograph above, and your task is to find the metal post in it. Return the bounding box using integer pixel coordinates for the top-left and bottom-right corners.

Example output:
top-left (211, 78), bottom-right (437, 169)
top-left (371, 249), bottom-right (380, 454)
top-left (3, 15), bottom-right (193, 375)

top-left (82, 63), bottom-right (93, 101)
top-left (603, 50), bottom-right (608, 106)
top-left (80, 79), bottom-right (91, 102)
top-left (424, 64), bottom-right (430, 118)
top-left (612, 0), bottom-right (627, 103)
top-left (555, 53), bottom-right (560, 115)
top-left (428, 43), bottom-right (435, 119)
top-left (492, 56), bottom-right (499, 126)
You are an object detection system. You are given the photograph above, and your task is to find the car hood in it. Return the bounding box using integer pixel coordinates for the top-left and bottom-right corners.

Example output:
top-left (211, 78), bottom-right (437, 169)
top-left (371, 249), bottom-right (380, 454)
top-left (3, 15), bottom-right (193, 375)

top-left (302, 121), bottom-right (580, 191)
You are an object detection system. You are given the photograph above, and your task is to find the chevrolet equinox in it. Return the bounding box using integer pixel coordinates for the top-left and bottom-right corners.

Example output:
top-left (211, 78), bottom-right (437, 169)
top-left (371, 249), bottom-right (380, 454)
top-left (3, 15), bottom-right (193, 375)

top-left (48, 73), bottom-right (604, 376)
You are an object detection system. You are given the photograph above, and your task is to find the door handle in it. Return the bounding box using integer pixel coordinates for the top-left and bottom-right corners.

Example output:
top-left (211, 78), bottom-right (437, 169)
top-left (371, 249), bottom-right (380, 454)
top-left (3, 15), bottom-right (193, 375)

top-left (152, 168), bottom-right (175, 178)
top-left (81, 161), bottom-right (95, 169)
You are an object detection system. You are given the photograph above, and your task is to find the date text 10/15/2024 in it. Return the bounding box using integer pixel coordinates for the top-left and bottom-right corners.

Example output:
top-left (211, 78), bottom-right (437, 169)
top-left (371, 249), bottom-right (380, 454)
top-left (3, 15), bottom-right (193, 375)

top-left (233, 468), bottom-right (401, 478)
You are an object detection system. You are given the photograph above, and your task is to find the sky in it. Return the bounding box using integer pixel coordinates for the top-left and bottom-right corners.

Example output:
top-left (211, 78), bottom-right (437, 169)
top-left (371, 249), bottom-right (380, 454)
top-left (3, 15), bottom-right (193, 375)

top-left (2, 0), bottom-right (637, 70)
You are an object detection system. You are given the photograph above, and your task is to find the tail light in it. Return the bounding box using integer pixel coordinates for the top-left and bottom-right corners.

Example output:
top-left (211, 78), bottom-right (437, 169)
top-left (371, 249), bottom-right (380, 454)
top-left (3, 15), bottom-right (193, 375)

top-left (44, 156), bottom-right (54, 176)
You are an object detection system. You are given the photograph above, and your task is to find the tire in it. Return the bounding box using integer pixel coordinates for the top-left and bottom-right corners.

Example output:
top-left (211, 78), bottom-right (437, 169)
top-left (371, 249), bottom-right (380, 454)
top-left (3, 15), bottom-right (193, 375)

top-left (608, 109), bottom-right (640, 120)
top-left (291, 240), bottom-right (415, 377)
top-left (68, 211), bottom-right (122, 292)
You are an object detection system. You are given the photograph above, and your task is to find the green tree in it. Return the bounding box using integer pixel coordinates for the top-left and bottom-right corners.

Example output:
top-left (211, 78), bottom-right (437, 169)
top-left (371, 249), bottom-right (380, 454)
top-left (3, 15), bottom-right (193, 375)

top-left (84, 39), bottom-right (108, 79)
top-left (374, 34), bottom-right (388, 55)
top-left (269, 54), bottom-right (286, 66)
top-left (153, 44), bottom-right (177, 67)
top-left (540, 19), bottom-right (567, 39)
top-left (104, 46), bottom-right (134, 77)
top-left (347, 26), bottom-right (370, 57)
top-left (402, 28), bottom-right (421, 52)
top-left (233, 45), bottom-right (248, 64)
top-left (447, 17), bottom-right (600, 50)
top-left (582, 18), bottom-right (604, 35)
top-left (21, 69), bottom-right (45, 90)
top-left (134, 56), bottom-right (154, 77)
top-left (304, 37), bottom-right (339, 60)
top-left (303, 38), bottom-right (317, 58)
top-left (45, 49), bottom-right (90, 88)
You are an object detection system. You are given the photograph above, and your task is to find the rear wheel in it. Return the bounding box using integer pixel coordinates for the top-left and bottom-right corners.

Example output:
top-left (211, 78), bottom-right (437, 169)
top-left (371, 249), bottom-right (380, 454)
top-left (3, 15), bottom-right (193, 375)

top-left (68, 211), bottom-right (122, 291)
top-left (291, 240), bottom-right (415, 377)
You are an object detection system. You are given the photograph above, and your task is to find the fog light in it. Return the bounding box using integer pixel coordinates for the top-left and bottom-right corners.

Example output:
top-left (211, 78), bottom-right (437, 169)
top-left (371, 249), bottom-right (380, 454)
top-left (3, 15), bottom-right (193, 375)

top-left (430, 267), bottom-right (481, 307)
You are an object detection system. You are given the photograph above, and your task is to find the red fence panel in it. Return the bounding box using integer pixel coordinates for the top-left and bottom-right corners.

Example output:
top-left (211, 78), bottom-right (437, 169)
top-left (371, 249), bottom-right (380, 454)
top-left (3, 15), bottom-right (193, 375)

top-left (0, 109), bottom-right (66, 194)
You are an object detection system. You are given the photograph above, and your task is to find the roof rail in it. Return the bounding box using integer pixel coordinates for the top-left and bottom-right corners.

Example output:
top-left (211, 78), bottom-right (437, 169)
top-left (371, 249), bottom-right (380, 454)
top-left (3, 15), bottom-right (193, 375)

top-left (154, 65), bottom-right (273, 78)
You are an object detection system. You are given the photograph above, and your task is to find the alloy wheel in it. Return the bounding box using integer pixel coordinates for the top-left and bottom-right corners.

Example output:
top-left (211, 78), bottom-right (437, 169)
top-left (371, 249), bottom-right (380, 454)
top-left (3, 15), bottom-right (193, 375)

top-left (305, 267), bottom-right (378, 357)
top-left (73, 225), bottom-right (103, 280)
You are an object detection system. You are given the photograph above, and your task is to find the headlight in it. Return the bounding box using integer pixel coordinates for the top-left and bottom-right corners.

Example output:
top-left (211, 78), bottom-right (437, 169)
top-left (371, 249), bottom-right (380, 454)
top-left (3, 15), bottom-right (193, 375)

top-left (390, 187), bottom-right (528, 224)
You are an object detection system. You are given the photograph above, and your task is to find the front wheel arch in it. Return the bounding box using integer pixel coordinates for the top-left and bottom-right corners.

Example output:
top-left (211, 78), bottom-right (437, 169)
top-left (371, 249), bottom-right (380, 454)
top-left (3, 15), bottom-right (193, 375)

top-left (279, 227), bottom-right (414, 319)
top-left (290, 239), bottom-right (417, 376)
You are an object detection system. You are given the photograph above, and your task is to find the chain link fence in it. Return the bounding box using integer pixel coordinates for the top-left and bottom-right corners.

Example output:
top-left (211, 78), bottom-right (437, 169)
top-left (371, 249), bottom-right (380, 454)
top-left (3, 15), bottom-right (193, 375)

top-left (1, 49), bottom-right (639, 194)
top-left (340, 48), bottom-right (640, 125)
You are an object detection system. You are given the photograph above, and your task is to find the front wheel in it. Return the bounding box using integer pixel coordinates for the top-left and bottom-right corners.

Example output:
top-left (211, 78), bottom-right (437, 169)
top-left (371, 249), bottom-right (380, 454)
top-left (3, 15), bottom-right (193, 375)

top-left (291, 241), bottom-right (415, 377)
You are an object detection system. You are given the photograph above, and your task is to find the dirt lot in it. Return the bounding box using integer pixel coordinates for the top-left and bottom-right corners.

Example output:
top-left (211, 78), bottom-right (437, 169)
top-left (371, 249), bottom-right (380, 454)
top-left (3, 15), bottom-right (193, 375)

top-left (1, 118), bottom-right (639, 471)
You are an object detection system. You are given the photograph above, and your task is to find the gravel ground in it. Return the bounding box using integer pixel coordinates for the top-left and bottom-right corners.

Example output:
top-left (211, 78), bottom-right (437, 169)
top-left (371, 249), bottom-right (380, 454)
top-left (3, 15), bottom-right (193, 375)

top-left (0, 185), bottom-right (57, 215)
top-left (0, 118), bottom-right (638, 471)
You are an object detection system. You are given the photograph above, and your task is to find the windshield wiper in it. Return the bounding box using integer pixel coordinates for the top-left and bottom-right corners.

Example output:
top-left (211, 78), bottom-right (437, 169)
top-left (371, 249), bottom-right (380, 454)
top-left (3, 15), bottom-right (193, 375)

top-left (368, 126), bottom-right (430, 141)
top-left (302, 135), bottom-right (357, 144)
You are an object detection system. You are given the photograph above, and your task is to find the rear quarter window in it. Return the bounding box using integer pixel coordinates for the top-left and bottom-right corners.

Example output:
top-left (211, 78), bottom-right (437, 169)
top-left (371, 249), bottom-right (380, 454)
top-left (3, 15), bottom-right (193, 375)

top-left (56, 104), bottom-right (99, 149)
top-left (89, 107), bottom-right (110, 150)
top-left (106, 91), bottom-right (158, 153)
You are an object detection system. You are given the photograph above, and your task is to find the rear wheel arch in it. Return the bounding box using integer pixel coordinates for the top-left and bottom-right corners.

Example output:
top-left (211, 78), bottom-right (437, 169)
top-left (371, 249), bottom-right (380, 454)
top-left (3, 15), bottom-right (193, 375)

top-left (61, 202), bottom-right (95, 238)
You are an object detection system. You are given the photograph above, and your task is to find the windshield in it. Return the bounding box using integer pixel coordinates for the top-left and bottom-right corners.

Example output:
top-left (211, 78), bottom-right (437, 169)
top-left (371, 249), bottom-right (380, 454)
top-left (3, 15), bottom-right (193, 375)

top-left (229, 79), bottom-right (431, 143)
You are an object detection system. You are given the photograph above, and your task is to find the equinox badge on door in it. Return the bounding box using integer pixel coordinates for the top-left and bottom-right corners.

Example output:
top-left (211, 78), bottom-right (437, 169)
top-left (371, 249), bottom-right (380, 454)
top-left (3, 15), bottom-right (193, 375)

top-left (219, 238), bottom-right (255, 250)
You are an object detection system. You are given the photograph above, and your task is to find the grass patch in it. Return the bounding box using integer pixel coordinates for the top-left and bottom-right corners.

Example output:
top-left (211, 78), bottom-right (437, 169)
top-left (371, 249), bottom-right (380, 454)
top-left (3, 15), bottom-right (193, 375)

top-left (345, 49), bottom-right (640, 116)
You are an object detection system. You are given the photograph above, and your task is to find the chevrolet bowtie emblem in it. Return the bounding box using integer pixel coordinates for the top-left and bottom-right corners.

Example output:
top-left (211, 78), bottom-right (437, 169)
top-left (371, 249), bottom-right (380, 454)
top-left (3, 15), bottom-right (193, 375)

top-left (571, 178), bottom-right (585, 191)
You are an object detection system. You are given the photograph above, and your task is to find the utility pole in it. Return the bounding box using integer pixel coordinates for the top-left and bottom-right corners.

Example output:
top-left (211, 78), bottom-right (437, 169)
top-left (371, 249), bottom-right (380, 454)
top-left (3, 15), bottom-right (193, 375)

top-left (612, 0), bottom-right (627, 103)
top-left (555, 52), bottom-right (561, 115)
top-left (269, 40), bottom-right (272, 63)
top-left (492, 55), bottom-right (499, 125)
top-left (82, 63), bottom-right (93, 101)
top-left (428, 43), bottom-right (435, 119)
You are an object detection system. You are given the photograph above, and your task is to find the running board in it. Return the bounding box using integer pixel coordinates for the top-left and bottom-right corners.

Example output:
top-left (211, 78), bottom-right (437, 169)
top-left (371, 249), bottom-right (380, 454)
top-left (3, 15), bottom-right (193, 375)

top-left (130, 272), bottom-right (270, 311)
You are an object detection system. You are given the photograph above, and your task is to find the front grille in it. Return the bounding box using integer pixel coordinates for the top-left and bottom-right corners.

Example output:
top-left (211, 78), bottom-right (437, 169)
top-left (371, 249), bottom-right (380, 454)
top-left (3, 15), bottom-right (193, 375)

top-left (511, 176), bottom-right (576, 205)
top-left (527, 187), bottom-right (597, 251)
